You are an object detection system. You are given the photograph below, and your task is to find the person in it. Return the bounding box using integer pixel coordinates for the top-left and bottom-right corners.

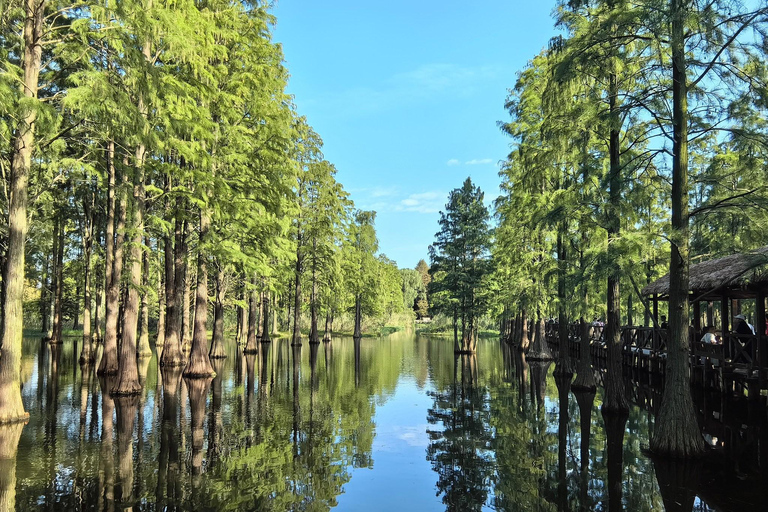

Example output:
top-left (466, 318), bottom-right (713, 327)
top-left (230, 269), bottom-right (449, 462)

top-left (734, 314), bottom-right (753, 335)
top-left (660, 315), bottom-right (668, 329)
top-left (700, 325), bottom-right (719, 344)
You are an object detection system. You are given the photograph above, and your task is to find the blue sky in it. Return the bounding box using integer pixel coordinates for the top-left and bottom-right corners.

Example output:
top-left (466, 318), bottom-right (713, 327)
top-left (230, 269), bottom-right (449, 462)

top-left (272, 1), bottom-right (559, 269)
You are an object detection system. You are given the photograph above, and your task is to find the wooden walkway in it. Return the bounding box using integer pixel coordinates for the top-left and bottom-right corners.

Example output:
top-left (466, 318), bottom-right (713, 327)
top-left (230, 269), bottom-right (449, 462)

top-left (543, 323), bottom-right (768, 399)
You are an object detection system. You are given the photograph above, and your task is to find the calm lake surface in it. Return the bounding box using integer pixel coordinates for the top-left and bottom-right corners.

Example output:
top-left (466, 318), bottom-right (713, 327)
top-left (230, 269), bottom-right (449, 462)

top-left (6, 332), bottom-right (767, 511)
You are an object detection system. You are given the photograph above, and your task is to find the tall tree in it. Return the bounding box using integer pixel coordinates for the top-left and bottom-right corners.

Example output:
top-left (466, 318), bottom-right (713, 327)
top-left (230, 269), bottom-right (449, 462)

top-left (429, 178), bottom-right (492, 353)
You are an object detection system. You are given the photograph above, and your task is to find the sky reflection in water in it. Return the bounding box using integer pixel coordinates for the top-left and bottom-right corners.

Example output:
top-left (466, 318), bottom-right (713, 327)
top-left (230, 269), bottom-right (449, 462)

top-left (3, 333), bottom-right (766, 511)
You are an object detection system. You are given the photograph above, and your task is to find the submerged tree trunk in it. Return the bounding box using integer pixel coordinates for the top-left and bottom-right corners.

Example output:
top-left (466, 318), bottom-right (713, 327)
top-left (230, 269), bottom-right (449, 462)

top-left (184, 211), bottom-right (215, 378)
top-left (160, 210), bottom-right (185, 367)
top-left (94, 266), bottom-right (104, 345)
top-left (256, 290), bottom-right (264, 341)
top-left (181, 239), bottom-right (191, 353)
top-left (50, 211), bottom-right (64, 344)
top-left (309, 245), bottom-right (319, 343)
top-left (520, 308), bottom-right (530, 351)
top-left (603, 272), bottom-right (628, 412)
top-left (98, 142), bottom-right (123, 376)
top-left (528, 313), bottom-right (552, 360)
top-left (40, 254), bottom-right (51, 337)
top-left (137, 237), bottom-right (152, 358)
top-left (244, 275), bottom-right (258, 354)
top-left (209, 265), bottom-right (227, 359)
top-left (80, 192), bottom-right (95, 364)
top-left (0, 0), bottom-right (45, 423)
top-left (323, 313), bottom-right (332, 342)
top-left (292, 252), bottom-right (302, 346)
top-left (650, 0), bottom-right (705, 457)
top-left (554, 228), bottom-right (571, 376)
top-left (353, 295), bottom-right (362, 339)
top-left (261, 291), bottom-right (271, 344)
top-left (602, 50), bottom-right (629, 414)
top-left (156, 259), bottom-right (165, 347)
top-left (113, 135), bottom-right (148, 395)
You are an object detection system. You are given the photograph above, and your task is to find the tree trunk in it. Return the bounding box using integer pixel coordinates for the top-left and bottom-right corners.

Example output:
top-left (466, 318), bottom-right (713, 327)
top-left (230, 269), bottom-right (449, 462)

top-left (573, 227), bottom-right (595, 391)
top-left (309, 243), bottom-right (319, 343)
top-left (112, 138), bottom-right (147, 395)
top-left (452, 307), bottom-right (459, 352)
top-left (292, 249), bottom-right (302, 346)
top-left (323, 313), bottom-right (332, 342)
top-left (520, 308), bottom-right (530, 351)
top-left (137, 237), bottom-right (152, 358)
top-left (80, 192), bottom-right (95, 364)
top-left (181, 236), bottom-right (191, 353)
top-left (209, 266), bottom-right (226, 359)
top-left (72, 283), bottom-right (80, 329)
top-left (602, 61), bottom-right (629, 413)
top-left (0, 0), bottom-right (44, 420)
top-left (261, 291), bottom-right (271, 343)
top-left (156, 258), bottom-right (165, 347)
top-left (528, 313), bottom-right (552, 360)
top-left (554, 227), bottom-right (571, 376)
top-left (650, 0), bottom-right (705, 457)
top-left (40, 254), bottom-right (51, 336)
top-left (244, 275), bottom-right (258, 354)
top-left (94, 259), bottom-right (104, 344)
top-left (50, 211), bottom-right (64, 344)
top-left (184, 211), bottom-right (215, 378)
top-left (353, 294), bottom-right (362, 339)
top-left (98, 142), bottom-right (122, 376)
top-left (160, 212), bottom-right (185, 367)
top-left (256, 290), bottom-right (264, 341)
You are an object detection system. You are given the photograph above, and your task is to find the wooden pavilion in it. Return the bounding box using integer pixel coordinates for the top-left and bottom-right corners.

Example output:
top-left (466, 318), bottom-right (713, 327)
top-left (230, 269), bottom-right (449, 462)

top-left (641, 247), bottom-right (768, 395)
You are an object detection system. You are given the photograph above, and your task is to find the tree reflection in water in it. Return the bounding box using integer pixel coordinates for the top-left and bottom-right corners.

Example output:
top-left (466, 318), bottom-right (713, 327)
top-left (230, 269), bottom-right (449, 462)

top-left (426, 354), bottom-right (495, 511)
top-left (6, 336), bottom-right (767, 511)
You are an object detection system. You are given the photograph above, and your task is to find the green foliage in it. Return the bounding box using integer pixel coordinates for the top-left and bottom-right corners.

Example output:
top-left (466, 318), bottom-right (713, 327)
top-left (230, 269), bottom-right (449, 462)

top-left (429, 178), bottom-right (493, 348)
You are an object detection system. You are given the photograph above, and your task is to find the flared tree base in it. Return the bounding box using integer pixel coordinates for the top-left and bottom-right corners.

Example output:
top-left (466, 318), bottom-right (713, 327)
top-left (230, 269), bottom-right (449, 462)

top-left (110, 387), bottom-right (141, 397)
top-left (0, 412), bottom-right (29, 425)
top-left (182, 370), bottom-right (216, 379)
top-left (527, 352), bottom-right (554, 361)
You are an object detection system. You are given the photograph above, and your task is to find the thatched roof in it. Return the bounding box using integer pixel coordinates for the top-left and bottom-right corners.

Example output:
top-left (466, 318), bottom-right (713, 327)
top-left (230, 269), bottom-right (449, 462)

top-left (642, 247), bottom-right (768, 299)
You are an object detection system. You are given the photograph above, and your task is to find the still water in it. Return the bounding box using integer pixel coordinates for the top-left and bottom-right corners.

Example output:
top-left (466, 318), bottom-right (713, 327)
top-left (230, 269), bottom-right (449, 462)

top-left (5, 332), bottom-right (767, 511)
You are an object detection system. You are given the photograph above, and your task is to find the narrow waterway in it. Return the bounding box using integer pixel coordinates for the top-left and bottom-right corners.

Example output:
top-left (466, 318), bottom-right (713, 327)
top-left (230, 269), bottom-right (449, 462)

top-left (4, 332), bottom-right (766, 511)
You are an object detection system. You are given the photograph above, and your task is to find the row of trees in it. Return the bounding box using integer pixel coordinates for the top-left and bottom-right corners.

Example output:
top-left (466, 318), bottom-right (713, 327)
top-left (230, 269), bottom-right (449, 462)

top-left (0, 1), bottom-right (410, 423)
top-left (492, 0), bottom-right (767, 458)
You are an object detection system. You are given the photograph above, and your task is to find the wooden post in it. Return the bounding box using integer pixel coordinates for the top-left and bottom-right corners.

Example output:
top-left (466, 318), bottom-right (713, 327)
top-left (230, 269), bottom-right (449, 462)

top-left (706, 301), bottom-right (714, 327)
top-left (693, 299), bottom-right (701, 337)
top-left (721, 292), bottom-right (730, 362)
top-left (756, 290), bottom-right (766, 391)
top-left (653, 294), bottom-right (659, 349)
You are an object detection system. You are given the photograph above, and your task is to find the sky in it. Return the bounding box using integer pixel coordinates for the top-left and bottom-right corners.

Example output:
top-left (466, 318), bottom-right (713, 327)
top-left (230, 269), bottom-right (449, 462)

top-left (271, 1), bottom-right (560, 269)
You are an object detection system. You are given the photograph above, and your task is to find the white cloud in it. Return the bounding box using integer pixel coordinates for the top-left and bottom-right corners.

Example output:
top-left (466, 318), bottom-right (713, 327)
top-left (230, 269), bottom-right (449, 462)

top-left (465, 158), bottom-right (493, 165)
top-left (370, 185), bottom-right (399, 197)
top-left (446, 159), bottom-right (460, 166)
top-left (396, 191), bottom-right (445, 214)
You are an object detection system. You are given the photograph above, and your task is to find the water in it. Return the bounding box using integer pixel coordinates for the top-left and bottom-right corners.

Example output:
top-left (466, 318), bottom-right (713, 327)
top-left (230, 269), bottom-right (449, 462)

top-left (4, 332), bottom-right (767, 511)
